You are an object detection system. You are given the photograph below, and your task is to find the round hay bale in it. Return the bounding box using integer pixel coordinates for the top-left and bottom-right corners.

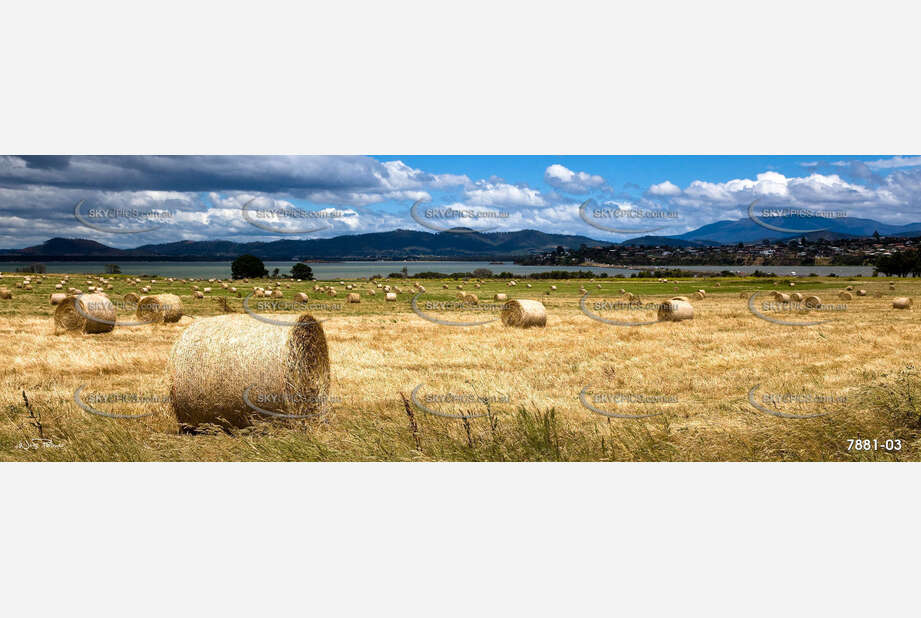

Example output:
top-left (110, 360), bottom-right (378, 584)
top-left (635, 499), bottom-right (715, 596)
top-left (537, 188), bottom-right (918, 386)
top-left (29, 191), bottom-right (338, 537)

top-left (856, 289), bottom-right (867, 296)
top-left (693, 291), bottom-right (705, 300)
top-left (526, 283), bottom-right (532, 288)
top-left (789, 282), bottom-right (795, 287)
top-left (347, 293), bottom-right (360, 303)
top-left (137, 293), bottom-right (183, 323)
top-left (203, 287), bottom-right (212, 293)
top-left (463, 293), bottom-right (479, 305)
top-left (791, 292), bottom-right (803, 302)
top-left (55, 283), bottom-right (62, 290)
top-left (714, 282), bottom-right (721, 287)
top-left (846, 285), bottom-right (854, 291)
top-left (54, 294), bottom-right (116, 334)
top-left (0, 288), bottom-right (12, 299)
top-left (294, 292), bottom-right (308, 303)
top-left (124, 292), bottom-right (140, 307)
top-left (839, 291), bottom-right (853, 300)
top-left (893, 297), bottom-right (912, 310)
top-left (775, 292), bottom-right (791, 302)
top-left (273, 289), bottom-right (284, 298)
top-left (494, 293), bottom-right (508, 302)
top-left (385, 292), bottom-right (397, 302)
top-left (194, 291), bottom-right (204, 299)
top-left (657, 299), bottom-right (694, 322)
top-left (696, 289), bottom-right (706, 296)
top-left (550, 285), bottom-right (557, 291)
top-left (619, 288), bottom-right (626, 294)
top-left (501, 299), bottom-right (546, 328)
top-left (50, 292), bottom-right (67, 305)
top-left (368, 289), bottom-right (376, 296)
top-left (804, 295), bottom-right (822, 309)
top-left (167, 313), bottom-right (330, 428)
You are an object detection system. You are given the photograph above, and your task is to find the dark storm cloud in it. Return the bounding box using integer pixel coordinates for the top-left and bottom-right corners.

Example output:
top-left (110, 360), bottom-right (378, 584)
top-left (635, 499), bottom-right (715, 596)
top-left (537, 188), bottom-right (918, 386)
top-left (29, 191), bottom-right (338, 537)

top-left (18, 155), bottom-right (72, 170)
top-left (0, 155), bottom-right (389, 194)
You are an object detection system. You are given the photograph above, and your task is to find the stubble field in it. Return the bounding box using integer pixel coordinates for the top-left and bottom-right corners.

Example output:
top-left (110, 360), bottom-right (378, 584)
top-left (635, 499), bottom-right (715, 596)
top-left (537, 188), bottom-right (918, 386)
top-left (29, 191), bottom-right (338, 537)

top-left (2, 272), bottom-right (919, 461)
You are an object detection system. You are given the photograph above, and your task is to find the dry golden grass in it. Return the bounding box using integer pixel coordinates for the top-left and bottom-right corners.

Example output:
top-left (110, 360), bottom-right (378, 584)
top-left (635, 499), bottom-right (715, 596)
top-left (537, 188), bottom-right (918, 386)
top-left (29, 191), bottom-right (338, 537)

top-left (1, 272), bottom-right (919, 461)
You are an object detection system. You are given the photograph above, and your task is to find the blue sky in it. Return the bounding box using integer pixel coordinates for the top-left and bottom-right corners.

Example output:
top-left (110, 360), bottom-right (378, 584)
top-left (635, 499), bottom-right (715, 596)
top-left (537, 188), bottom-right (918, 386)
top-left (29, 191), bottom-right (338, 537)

top-left (1, 155), bottom-right (920, 248)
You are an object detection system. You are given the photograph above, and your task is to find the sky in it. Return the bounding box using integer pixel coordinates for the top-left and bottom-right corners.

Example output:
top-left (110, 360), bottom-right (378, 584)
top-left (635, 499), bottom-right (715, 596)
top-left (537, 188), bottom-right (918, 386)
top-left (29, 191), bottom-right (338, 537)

top-left (1, 155), bottom-right (921, 249)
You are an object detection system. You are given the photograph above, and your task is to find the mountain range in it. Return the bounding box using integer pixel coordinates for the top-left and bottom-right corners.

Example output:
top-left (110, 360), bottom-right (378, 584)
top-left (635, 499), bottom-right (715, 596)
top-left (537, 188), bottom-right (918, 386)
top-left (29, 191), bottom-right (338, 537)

top-left (2, 215), bottom-right (920, 261)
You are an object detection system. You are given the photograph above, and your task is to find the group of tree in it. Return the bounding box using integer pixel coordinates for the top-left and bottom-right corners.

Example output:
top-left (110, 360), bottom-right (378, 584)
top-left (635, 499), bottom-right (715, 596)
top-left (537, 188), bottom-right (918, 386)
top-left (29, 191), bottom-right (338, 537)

top-left (875, 249), bottom-right (921, 277)
top-left (230, 255), bottom-right (313, 280)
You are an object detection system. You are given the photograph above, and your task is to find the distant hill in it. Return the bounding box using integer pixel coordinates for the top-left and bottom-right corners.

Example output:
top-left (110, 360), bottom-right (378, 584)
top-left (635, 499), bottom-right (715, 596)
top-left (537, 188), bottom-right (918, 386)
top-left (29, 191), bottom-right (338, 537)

top-left (619, 236), bottom-right (720, 248)
top-left (5, 214), bottom-right (921, 260)
top-left (1, 229), bottom-right (613, 261)
top-left (674, 215), bottom-right (921, 245)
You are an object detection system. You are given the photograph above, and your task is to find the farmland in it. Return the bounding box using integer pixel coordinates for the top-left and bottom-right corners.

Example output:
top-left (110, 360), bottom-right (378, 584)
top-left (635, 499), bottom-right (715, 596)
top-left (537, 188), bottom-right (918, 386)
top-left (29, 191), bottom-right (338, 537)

top-left (1, 272), bottom-right (919, 461)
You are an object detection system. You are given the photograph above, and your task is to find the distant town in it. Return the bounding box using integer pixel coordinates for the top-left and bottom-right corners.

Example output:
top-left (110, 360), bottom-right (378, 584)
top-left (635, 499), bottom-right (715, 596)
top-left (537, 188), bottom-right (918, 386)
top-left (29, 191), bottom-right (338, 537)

top-left (517, 233), bottom-right (920, 269)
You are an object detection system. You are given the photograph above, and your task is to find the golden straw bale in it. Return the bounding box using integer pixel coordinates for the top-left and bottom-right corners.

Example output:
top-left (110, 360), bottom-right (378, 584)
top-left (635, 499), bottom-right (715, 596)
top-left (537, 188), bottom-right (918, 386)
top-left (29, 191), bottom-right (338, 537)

top-left (167, 313), bottom-right (329, 428)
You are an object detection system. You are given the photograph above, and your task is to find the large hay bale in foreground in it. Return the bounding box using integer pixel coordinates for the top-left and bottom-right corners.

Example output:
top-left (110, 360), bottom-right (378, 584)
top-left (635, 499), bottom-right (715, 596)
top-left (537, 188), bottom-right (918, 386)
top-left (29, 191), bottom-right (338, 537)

top-left (54, 294), bottom-right (116, 334)
top-left (137, 293), bottom-right (183, 323)
top-left (501, 299), bottom-right (546, 328)
top-left (167, 313), bottom-right (330, 428)
top-left (658, 299), bottom-right (694, 322)
top-left (893, 297), bottom-right (912, 310)
top-left (49, 293), bottom-right (67, 305)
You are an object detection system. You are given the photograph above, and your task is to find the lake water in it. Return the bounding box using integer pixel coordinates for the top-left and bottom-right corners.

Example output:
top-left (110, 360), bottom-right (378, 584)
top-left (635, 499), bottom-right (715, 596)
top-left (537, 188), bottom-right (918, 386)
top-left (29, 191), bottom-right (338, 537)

top-left (0, 260), bottom-right (878, 279)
